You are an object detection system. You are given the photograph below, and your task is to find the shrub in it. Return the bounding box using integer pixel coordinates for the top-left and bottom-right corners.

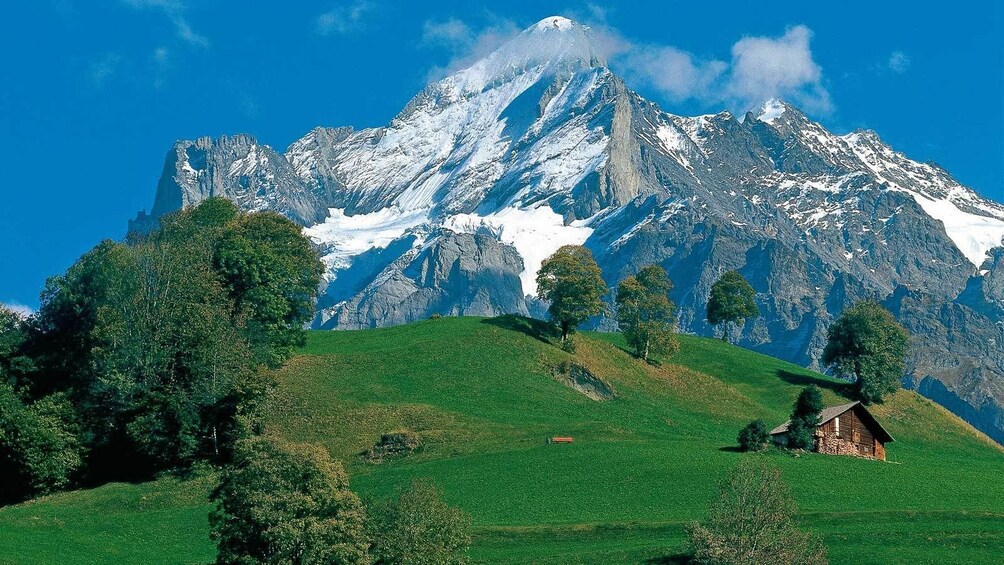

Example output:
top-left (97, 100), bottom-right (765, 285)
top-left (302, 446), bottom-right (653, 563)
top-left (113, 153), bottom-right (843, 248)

top-left (688, 459), bottom-right (828, 565)
top-left (0, 386), bottom-right (84, 503)
top-left (371, 480), bottom-right (472, 565)
top-left (210, 437), bottom-right (370, 564)
top-left (737, 420), bottom-right (770, 452)
top-left (787, 386), bottom-right (823, 450)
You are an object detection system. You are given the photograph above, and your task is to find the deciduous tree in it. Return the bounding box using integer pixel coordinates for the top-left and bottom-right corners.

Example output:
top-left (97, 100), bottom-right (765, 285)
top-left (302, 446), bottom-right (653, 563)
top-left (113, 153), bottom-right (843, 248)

top-left (536, 245), bottom-right (607, 342)
top-left (371, 480), bottom-right (472, 565)
top-left (616, 265), bottom-right (678, 362)
top-left (688, 459), bottom-right (828, 565)
top-left (737, 420), bottom-right (769, 452)
top-left (786, 386), bottom-right (823, 450)
top-left (822, 300), bottom-right (908, 404)
top-left (210, 437), bottom-right (370, 565)
top-left (706, 271), bottom-right (759, 343)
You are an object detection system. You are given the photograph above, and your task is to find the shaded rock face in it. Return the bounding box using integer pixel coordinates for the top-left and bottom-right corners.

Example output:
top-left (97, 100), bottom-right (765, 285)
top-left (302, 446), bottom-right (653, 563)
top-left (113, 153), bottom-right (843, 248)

top-left (132, 18), bottom-right (1004, 443)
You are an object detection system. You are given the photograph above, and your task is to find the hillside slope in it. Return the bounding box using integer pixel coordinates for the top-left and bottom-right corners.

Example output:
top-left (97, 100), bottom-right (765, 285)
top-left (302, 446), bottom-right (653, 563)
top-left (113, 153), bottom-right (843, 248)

top-left (2, 317), bottom-right (1002, 564)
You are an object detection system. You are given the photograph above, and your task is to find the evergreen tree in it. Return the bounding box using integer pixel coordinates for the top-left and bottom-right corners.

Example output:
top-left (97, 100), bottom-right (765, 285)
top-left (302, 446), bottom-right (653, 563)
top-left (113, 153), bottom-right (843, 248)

top-left (786, 386), bottom-right (823, 450)
top-left (615, 265), bottom-right (678, 362)
top-left (535, 245), bottom-right (607, 342)
top-left (706, 271), bottom-right (759, 343)
top-left (822, 300), bottom-right (909, 404)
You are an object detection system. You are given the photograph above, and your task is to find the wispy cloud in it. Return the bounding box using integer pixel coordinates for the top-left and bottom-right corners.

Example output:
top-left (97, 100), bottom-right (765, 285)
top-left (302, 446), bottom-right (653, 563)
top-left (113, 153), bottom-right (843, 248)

top-left (89, 52), bottom-right (123, 87)
top-left (151, 46), bottom-right (170, 88)
top-left (420, 16), bottom-right (520, 80)
top-left (315, 1), bottom-right (374, 36)
top-left (583, 16), bottom-right (831, 113)
top-left (724, 25), bottom-right (830, 113)
top-left (122, 0), bottom-right (209, 47)
top-left (887, 51), bottom-right (910, 73)
top-left (1, 301), bottom-right (34, 318)
top-left (419, 14), bottom-right (831, 114)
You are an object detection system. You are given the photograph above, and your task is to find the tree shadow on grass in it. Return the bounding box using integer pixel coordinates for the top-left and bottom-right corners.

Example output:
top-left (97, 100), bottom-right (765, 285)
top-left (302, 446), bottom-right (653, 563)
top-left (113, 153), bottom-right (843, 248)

top-left (776, 369), bottom-right (852, 398)
top-left (481, 315), bottom-right (557, 345)
top-left (718, 445), bottom-right (743, 453)
top-left (643, 554), bottom-right (692, 564)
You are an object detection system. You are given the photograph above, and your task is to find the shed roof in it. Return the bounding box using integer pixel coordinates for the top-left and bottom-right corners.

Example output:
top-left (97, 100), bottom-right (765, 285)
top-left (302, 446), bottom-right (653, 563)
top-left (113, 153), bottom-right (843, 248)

top-left (770, 401), bottom-right (894, 442)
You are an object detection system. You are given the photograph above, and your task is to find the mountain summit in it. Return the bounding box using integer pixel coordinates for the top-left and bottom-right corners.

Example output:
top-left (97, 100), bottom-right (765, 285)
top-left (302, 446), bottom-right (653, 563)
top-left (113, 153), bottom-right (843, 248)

top-left (132, 17), bottom-right (1004, 444)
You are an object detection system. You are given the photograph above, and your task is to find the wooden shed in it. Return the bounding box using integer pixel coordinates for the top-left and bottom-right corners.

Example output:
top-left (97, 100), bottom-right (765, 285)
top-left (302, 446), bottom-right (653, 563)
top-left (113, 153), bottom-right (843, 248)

top-left (770, 401), bottom-right (894, 461)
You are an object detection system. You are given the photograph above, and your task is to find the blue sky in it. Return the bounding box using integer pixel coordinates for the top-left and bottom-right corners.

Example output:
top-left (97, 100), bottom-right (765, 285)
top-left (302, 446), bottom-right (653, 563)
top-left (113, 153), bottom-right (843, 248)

top-left (1, 0), bottom-right (1002, 310)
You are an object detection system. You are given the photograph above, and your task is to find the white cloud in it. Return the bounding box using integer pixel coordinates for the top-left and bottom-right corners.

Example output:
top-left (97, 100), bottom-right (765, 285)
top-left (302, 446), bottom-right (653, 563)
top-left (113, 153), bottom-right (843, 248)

top-left (315, 2), bottom-right (373, 36)
top-left (122, 0), bottom-right (209, 47)
top-left (417, 16), bottom-right (831, 115)
top-left (726, 25), bottom-right (829, 112)
top-left (420, 16), bottom-right (520, 80)
top-left (609, 23), bottom-right (831, 114)
top-left (888, 51), bottom-right (910, 73)
top-left (1, 302), bottom-right (34, 318)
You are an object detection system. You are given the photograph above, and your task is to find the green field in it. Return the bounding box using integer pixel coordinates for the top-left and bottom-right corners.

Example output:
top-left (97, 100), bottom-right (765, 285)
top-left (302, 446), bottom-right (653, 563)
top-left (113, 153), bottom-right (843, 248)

top-left (2, 316), bottom-right (1002, 564)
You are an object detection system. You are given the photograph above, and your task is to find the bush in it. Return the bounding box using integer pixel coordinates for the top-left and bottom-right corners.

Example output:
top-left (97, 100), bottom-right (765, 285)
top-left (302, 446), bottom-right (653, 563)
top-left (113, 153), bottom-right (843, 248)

top-left (0, 386), bottom-right (84, 503)
top-left (737, 420), bottom-right (770, 452)
top-left (560, 338), bottom-right (577, 353)
top-left (371, 480), bottom-right (472, 565)
top-left (688, 459), bottom-right (828, 565)
top-left (210, 437), bottom-right (370, 565)
top-left (787, 386), bottom-right (823, 450)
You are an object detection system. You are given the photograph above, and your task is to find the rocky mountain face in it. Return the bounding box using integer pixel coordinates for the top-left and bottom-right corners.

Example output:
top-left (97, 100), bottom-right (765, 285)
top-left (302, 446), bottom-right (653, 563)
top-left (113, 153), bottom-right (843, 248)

top-left (131, 17), bottom-right (1004, 444)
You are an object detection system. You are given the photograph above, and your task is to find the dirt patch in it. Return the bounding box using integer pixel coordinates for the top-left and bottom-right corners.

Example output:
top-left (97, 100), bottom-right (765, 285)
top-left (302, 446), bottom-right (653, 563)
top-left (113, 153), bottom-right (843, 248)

top-left (552, 361), bottom-right (615, 401)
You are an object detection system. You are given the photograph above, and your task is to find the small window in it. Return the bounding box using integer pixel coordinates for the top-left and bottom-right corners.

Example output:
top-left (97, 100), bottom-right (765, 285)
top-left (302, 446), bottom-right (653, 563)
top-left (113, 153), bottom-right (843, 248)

top-left (834, 416), bottom-right (840, 437)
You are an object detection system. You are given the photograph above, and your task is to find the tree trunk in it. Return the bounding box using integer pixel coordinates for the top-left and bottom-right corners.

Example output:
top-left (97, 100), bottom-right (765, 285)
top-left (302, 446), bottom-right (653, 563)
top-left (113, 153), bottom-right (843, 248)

top-left (211, 425), bottom-right (219, 459)
top-left (561, 321), bottom-right (569, 342)
top-left (643, 339), bottom-right (650, 362)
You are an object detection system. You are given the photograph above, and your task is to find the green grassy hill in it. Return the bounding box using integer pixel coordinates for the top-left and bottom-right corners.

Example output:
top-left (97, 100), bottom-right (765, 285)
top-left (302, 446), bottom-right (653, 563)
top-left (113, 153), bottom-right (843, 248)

top-left (2, 316), bottom-right (1002, 564)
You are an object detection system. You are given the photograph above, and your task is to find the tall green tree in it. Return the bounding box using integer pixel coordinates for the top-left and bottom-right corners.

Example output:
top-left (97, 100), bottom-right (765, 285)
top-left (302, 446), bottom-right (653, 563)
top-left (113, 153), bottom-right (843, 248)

top-left (822, 300), bottom-right (908, 404)
top-left (535, 245), bottom-right (607, 342)
top-left (786, 385), bottom-right (823, 450)
top-left (371, 480), bottom-right (472, 565)
top-left (615, 265), bottom-right (678, 362)
top-left (688, 459), bottom-right (828, 565)
top-left (210, 437), bottom-right (370, 565)
top-left (214, 211), bottom-right (324, 368)
top-left (19, 198), bottom-right (322, 481)
top-left (706, 271), bottom-right (759, 343)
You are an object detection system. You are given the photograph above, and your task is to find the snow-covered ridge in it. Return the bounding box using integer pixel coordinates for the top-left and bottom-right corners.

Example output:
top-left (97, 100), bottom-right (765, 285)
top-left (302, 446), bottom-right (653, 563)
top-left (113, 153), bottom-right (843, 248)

top-left (842, 130), bottom-right (1004, 267)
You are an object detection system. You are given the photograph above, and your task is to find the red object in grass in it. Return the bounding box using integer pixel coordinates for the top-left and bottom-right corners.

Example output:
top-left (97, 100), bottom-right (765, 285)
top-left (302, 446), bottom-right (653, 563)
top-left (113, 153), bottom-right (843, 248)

top-left (550, 437), bottom-right (574, 443)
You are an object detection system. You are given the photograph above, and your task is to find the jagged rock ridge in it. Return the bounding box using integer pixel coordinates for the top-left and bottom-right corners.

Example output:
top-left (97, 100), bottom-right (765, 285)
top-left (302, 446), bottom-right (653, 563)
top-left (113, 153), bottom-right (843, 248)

top-left (132, 16), bottom-right (1004, 444)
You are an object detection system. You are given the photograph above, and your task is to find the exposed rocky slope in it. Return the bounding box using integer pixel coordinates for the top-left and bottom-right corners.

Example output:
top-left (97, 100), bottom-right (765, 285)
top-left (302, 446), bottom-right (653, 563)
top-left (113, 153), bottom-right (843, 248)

top-left (132, 17), bottom-right (1004, 443)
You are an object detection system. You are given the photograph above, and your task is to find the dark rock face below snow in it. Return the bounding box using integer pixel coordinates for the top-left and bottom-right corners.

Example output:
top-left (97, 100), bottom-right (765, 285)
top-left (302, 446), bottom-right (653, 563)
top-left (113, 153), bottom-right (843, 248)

top-left (132, 17), bottom-right (1004, 444)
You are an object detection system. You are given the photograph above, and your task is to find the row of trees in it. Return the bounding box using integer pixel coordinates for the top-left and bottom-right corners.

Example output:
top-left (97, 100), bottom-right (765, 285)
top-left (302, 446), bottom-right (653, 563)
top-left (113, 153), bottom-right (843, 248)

top-left (0, 198), bottom-right (323, 503)
top-left (535, 245), bottom-right (760, 361)
top-left (536, 245), bottom-right (908, 405)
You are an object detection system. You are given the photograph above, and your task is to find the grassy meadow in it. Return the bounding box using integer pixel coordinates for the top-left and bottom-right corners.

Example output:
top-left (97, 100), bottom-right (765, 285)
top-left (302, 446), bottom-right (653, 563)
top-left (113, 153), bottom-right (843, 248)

top-left (1, 315), bottom-right (1002, 563)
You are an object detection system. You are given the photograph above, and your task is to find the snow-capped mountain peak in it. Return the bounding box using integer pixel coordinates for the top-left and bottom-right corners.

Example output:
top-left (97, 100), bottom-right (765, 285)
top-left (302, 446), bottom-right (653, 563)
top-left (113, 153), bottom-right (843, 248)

top-left (135, 15), bottom-right (1004, 444)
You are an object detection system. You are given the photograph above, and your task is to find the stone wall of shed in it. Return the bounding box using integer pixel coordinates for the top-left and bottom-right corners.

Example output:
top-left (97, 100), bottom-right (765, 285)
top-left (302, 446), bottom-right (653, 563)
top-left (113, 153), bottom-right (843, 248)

top-left (815, 434), bottom-right (863, 457)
